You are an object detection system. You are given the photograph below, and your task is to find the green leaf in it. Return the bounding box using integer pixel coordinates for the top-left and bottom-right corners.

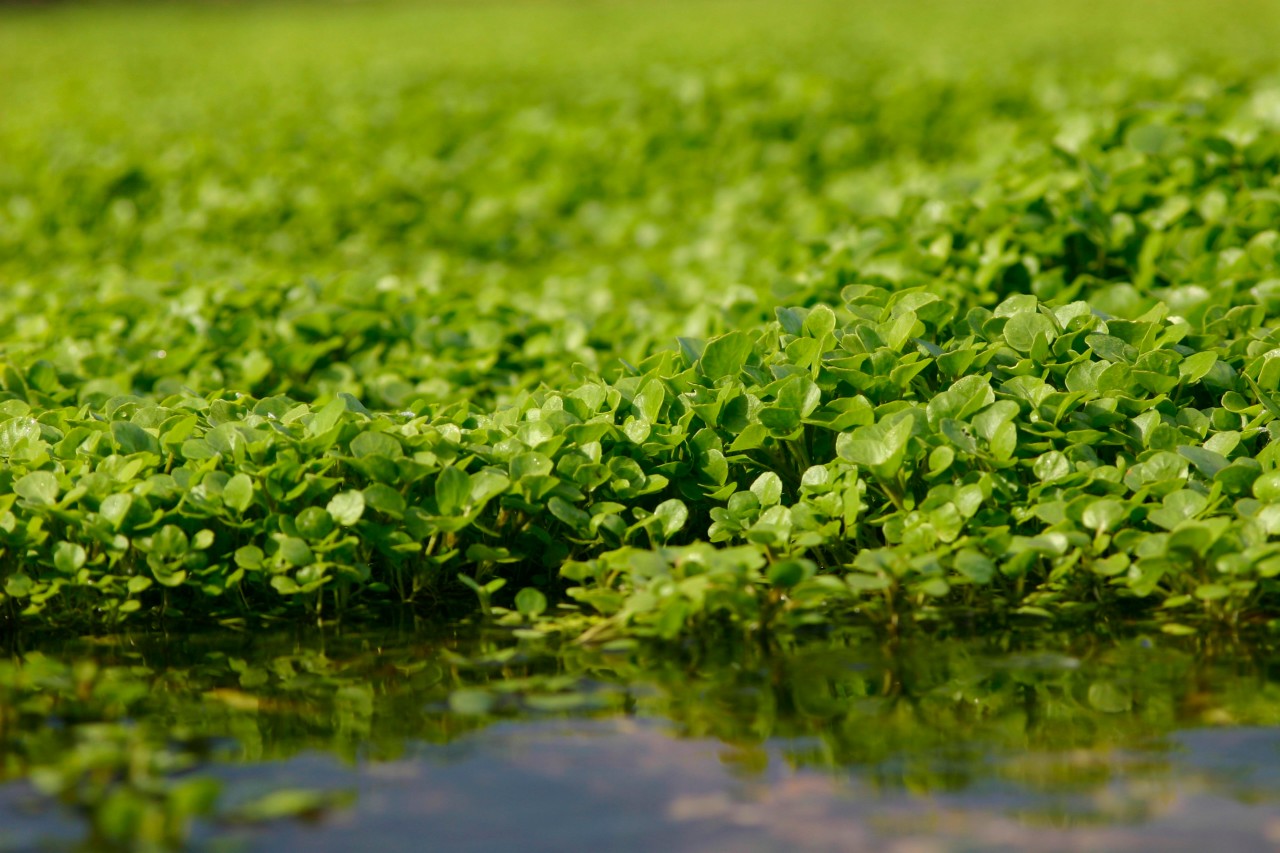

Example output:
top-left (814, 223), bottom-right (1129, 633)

top-left (151, 525), bottom-right (189, 557)
top-left (700, 331), bottom-right (753, 380)
top-left (362, 483), bottom-right (405, 518)
top-left (653, 498), bottom-right (688, 539)
top-left (836, 415), bottom-right (913, 480)
top-left (918, 577), bottom-right (950, 597)
top-left (435, 466), bottom-right (472, 516)
top-left (4, 574), bottom-right (33, 598)
top-left (634, 379), bottom-right (665, 423)
top-left (768, 559), bottom-right (815, 588)
top-left (1178, 445), bottom-right (1227, 479)
top-left (14, 471), bottom-right (58, 506)
top-left (278, 537), bottom-right (314, 567)
top-left (954, 550), bottom-right (995, 584)
top-left (511, 452), bottom-right (553, 480)
top-left (350, 430), bottom-right (403, 459)
top-left (1194, 583), bottom-right (1230, 601)
top-left (99, 493), bottom-right (133, 530)
top-left (750, 472), bottom-right (783, 507)
top-left (1179, 351), bottom-right (1217, 382)
top-left (514, 587), bottom-right (548, 618)
top-left (223, 473), bottom-right (254, 513)
top-left (548, 496), bottom-right (591, 533)
top-left (1255, 472), bottom-right (1280, 502)
top-left (1083, 499), bottom-right (1127, 533)
top-left (296, 507), bottom-right (335, 540)
top-left (802, 304), bottom-right (837, 340)
top-left (111, 421), bottom-right (159, 455)
top-left (327, 491), bottom-right (365, 526)
top-left (53, 541), bottom-right (86, 574)
top-left (309, 398), bottom-right (347, 436)
top-left (1002, 311), bottom-right (1055, 354)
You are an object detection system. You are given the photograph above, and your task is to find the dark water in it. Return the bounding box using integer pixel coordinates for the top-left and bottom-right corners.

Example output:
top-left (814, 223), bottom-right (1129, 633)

top-left (3, 627), bottom-right (1280, 851)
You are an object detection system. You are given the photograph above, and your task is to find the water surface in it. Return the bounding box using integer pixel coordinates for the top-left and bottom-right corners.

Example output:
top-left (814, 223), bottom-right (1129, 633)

top-left (3, 627), bottom-right (1279, 851)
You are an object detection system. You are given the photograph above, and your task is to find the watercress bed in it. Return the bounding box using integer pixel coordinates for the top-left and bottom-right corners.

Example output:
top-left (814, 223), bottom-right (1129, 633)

top-left (4, 0), bottom-right (1280, 639)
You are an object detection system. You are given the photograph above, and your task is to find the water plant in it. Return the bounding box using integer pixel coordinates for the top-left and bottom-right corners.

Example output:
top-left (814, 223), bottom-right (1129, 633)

top-left (6, 1), bottom-right (1280, 642)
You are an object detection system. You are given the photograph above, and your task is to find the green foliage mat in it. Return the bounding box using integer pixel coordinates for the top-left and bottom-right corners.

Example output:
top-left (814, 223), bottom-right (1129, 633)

top-left (5, 0), bottom-right (1280, 635)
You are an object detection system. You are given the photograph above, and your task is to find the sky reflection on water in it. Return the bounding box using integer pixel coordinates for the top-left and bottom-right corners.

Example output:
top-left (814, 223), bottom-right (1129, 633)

top-left (4, 628), bottom-right (1280, 851)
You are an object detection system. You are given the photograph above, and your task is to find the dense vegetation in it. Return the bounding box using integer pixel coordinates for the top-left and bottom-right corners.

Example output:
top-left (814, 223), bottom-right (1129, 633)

top-left (12, 2), bottom-right (1280, 848)
top-left (6, 0), bottom-right (1280, 638)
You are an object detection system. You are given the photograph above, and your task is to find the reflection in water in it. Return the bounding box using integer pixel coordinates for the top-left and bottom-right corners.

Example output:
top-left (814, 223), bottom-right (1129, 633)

top-left (3, 627), bottom-right (1280, 850)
